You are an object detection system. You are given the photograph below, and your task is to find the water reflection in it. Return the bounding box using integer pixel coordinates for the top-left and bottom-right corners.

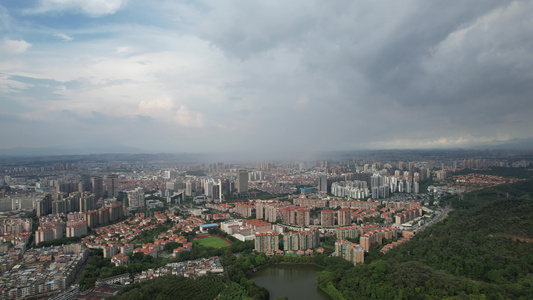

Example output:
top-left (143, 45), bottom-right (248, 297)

top-left (250, 264), bottom-right (331, 300)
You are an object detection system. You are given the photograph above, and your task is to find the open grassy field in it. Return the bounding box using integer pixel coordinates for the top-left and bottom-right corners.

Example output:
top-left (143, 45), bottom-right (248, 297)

top-left (193, 235), bottom-right (232, 248)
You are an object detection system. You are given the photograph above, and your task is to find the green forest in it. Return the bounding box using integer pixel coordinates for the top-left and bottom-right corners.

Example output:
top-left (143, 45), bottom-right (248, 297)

top-left (109, 275), bottom-right (229, 300)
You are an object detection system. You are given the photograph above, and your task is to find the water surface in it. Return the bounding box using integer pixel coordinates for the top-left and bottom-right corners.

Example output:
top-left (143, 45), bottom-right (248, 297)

top-left (250, 264), bottom-right (331, 300)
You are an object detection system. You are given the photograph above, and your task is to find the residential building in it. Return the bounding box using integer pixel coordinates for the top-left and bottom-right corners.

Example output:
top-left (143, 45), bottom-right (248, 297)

top-left (255, 232), bottom-right (279, 253)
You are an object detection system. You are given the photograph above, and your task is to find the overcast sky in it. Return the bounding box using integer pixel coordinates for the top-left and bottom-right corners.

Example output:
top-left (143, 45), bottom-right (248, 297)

top-left (1, 0), bottom-right (532, 155)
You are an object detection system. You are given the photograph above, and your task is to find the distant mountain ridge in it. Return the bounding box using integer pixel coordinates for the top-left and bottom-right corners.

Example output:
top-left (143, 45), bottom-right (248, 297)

top-left (475, 137), bottom-right (533, 150)
top-left (0, 143), bottom-right (143, 157)
top-left (0, 137), bottom-right (531, 158)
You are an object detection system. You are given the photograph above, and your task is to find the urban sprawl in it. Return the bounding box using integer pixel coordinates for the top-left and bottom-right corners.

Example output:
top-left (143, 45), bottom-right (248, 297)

top-left (0, 152), bottom-right (529, 299)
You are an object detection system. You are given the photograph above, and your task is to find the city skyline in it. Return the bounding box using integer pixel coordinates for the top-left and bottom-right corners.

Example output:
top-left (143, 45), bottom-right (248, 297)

top-left (1, 1), bottom-right (533, 155)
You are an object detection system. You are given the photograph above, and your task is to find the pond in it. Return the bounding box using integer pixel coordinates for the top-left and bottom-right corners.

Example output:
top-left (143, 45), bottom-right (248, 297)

top-left (250, 264), bottom-right (331, 300)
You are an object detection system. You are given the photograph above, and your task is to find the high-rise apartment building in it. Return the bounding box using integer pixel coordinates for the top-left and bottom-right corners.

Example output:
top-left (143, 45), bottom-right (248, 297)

top-left (79, 194), bottom-right (96, 212)
top-left (91, 176), bottom-right (104, 199)
top-left (321, 209), bottom-right (335, 227)
top-left (296, 208), bottom-right (310, 227)
top-left (336, 226), bottom-right (359, 240)
top-left (338, 208), bottom-right (352, 227)
top-left (283, 230), bottom-right (319, 251)
top-left (318, 175), bottom-right (327, 192)
top-left (211, 184), bottom-right (220, 202)
top-left (237, 169), bottom-right (249, 195)
top-left (36, 194), bottom-right (53, 217)
top-left (106, 174), bottom-right (119, 199)
top-left (185, 181), bottom-right (193, 196)
top-left (255, 232), bottom-right (279, 253)
top-left (335, 239), bottom-right (364, 265)
top-left (219, 178), bottom-right (231, 198)
top-left (127, 187), bottom-right (145, 208)
top-left (217, 179), bottom-right (225, 202)
top-left (56, 181), bottom-right (78, 195)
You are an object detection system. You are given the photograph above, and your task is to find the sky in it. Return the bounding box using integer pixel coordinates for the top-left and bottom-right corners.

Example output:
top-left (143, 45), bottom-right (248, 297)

top-left (1, 0), bottom-right (532, 155)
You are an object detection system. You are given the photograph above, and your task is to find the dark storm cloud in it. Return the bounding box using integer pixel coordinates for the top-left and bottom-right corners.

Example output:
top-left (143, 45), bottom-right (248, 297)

top-left (190, 0), bottom-right (533, 148)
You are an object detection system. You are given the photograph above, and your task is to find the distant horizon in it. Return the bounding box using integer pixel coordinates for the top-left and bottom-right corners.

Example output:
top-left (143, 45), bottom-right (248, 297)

top-left (1, 139), bottom-right (531, 163)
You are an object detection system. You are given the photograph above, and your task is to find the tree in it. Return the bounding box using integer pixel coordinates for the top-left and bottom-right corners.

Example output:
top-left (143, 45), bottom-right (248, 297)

top-left (255, 254), bottom-right (266, 266)
top-left (164, 242), bottom-right (183, 252)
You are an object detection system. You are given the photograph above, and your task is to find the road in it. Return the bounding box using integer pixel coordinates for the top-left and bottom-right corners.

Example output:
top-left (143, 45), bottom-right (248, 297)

top-left (414, 207), bottom-right (453, 234)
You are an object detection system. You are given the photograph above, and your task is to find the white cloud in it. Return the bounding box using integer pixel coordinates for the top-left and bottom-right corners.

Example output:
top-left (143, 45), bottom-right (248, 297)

top-left (370, 135), bottom-right (512, 149)
top-left (114, 46), bottom-right (133, 56)
top-left (174, 106), bottom-right (205, 128)
top-left (1, 39), bottom-right (31, 54)
top-left (137, 97), bottom-right (174, 118)
top-left (0, 74), bottom-right (30, 93)
top-left (54, 33), bottom-right (73, 41)
top-left (26, 0), bottom-right (128, 17)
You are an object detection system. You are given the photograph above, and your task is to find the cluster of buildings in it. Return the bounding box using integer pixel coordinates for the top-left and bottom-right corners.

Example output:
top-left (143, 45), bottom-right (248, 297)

top-left (134, 256), bottom-right (223, 282)
top-left (254, 232), bottom-right (280, 254)
top-left (3, 155), bottom-right (502, 298)
top-left (83, 213), bottom-right (153, 252)
top-left (36, 193), bottom-right (95, 217)
top-left (35, 215), bottom-right (66, 245)
top-left (170, 216), bottom-right (205, 234)
top-left (81, 210), bottom-right (198, 266)
top-left (318, 167), bottom-right (429, 199)
top-left (83, 203), bottom-right (126, 228)
top-left (0, 195), bottom-right (39, 211)
top-left (33, 201), bottom-right (126, 245)
top-left (255, 202), bottom-right (311, 227)
top-left (334, 225), bottom-right (400, 265)
top-left (0, 217), bottom-right (32, 236)
top-left (360, 227), bottom-right (398, 251)
top-left (249, 215), bottom-right (411, 266)
top-left (131, 234), bottom-right (191, 260)
top-left (255, 201), bottom-right (292, 222)
top-left (254, 196), bottom-right (423, 229)
top-left (381, 235), bottom-right (413, 254)
top-left (448, 174), bottom-right (526, 192)
top-left (335, 239), bottom-right (365, 265)
top-left (221, 219), bottom-right (282, 242)
top-left (170, 169), bottom-right (249, 203)
top-left (253, 228), bottom-right (319, 255)
top-left (0, 217), bottom-right (31, 266)
top-left (283, 229), bottom-right (320, 251)
top-left (0, 243), bottom-right (89, 300)
top-left (331, 180), bottom-right (369, 199)
top-left (293, 198), bottom-right (328, 208)
top-left (85, 211), bottom-right (165, 247)
top-left (233, 203), bottom-right (254, 218)
top-left (320, 208), bottom-right (351, 226)
top-left (203, 212), bottom-right (231, 221)
top-left (394, 207), bottom-right (423, 225)
top-left (205, 203), bottom-right (236, 212)
top-left (250, 181), bottom-right (292, 195)
top-left (83, 217), bottom-right (138, 250)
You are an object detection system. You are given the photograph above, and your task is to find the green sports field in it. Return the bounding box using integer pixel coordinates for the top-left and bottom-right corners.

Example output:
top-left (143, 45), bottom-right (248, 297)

top-left (193, 236), bottom-right (232, 248)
